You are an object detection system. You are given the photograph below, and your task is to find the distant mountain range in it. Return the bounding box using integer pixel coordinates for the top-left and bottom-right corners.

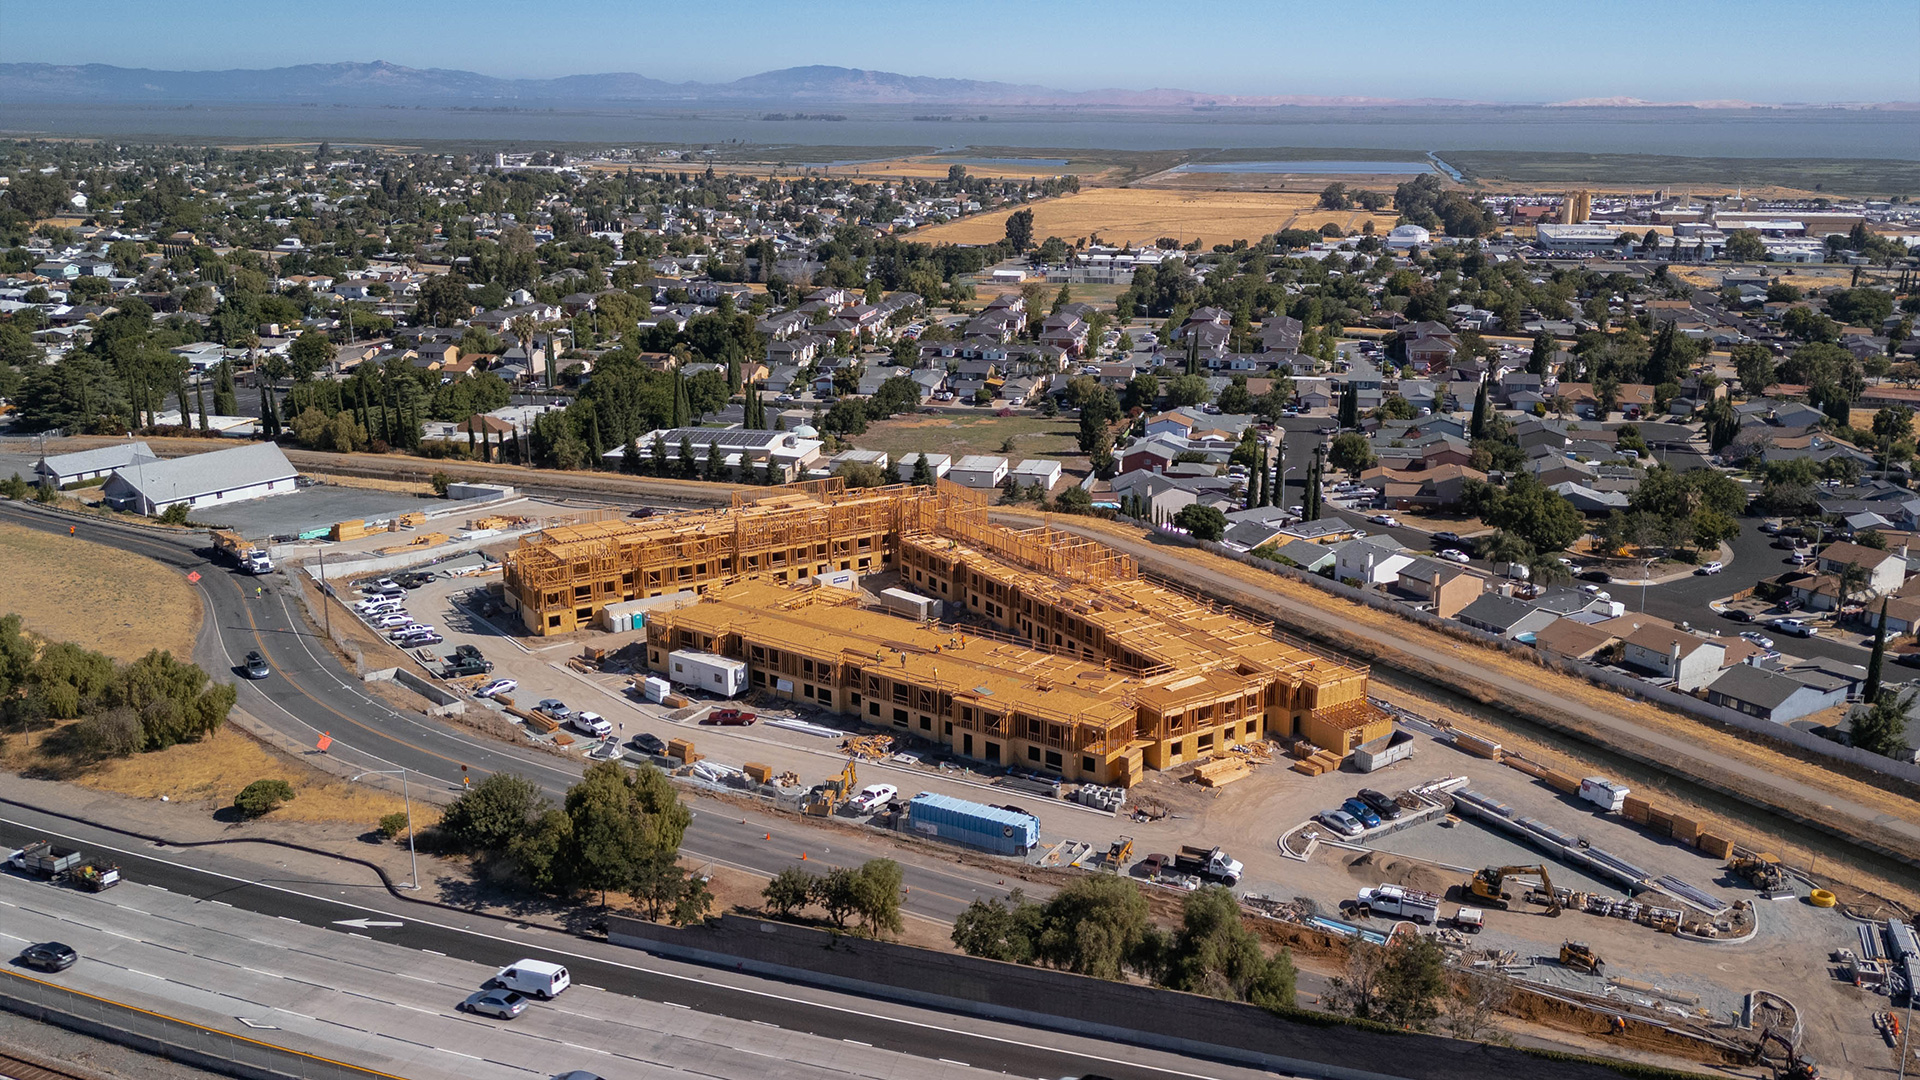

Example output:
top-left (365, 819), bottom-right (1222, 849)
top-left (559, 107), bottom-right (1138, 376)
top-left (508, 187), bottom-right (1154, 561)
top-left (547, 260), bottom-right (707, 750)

top-left (1, 61), bottom-right (1910, 110)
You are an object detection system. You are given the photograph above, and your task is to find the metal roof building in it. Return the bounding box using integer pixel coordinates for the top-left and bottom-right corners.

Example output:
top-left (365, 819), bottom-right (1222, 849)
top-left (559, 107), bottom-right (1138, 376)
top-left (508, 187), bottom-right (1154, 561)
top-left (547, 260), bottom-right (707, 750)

top-left (101, 442), bottom-right (298, 516)
top-left (34, 441), bottom-right (158, 488)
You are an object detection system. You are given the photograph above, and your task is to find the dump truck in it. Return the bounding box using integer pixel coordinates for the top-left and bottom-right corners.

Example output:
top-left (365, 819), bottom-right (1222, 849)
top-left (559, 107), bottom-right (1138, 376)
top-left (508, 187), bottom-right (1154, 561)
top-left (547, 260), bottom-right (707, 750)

top-left (1559, 940), bottom-right (1606, 976)
top-left (210, 529), bottom-right (272, 574)
top-left (1354, 883), bottom-right (1442, 924)
top-left (8, 841), bottom-right (84, 880)
top-left (1173, 845), bottom-right (1243, 886)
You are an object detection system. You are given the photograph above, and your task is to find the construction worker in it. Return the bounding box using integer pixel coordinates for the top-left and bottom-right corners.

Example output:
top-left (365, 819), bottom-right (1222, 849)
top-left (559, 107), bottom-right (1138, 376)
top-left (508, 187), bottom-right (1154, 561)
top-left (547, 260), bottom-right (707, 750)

top-left (68, 525), bottom-right (75, 537)
top-left (255, 585), bottom-right (263, 599)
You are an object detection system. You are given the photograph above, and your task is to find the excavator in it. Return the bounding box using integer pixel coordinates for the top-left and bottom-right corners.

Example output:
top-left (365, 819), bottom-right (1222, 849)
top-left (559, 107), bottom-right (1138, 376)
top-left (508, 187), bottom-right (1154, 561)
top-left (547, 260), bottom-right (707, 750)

top-left (802, 760), bottom-right (858, 817)
top-left (1750, 1028), bottom-right (1820, 1080)
top-left (1467, 864), bottom-right (1563, 916)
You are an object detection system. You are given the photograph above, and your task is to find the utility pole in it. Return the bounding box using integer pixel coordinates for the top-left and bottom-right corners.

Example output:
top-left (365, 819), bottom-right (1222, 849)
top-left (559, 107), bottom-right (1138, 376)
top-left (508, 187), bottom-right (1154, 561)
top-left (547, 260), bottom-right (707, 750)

top-left (318, 548), bottom-right (332, 643)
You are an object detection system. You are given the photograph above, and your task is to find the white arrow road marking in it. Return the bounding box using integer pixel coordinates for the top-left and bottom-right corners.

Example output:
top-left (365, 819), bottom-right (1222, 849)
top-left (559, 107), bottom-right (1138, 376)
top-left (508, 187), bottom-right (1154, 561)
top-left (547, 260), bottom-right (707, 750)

top-left (330, 918), bottom-right (404, 929)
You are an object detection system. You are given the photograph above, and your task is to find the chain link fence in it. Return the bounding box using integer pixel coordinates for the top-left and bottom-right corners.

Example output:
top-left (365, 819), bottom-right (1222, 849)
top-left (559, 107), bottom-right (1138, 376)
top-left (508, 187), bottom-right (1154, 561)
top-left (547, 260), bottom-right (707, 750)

top-left (0, 970), bottom-right (405, 1080)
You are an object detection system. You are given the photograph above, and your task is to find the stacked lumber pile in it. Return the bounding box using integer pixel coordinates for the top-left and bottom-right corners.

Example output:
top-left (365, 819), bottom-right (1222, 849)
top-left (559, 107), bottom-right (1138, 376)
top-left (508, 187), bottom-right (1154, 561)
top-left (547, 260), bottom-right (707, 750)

top-left (1192, 758), bottom-right (1251, 787)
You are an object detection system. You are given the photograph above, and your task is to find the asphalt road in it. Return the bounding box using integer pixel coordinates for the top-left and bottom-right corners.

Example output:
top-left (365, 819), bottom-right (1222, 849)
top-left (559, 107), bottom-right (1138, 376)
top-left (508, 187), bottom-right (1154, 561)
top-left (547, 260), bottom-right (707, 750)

top-left (0, 814), bottom-right (1271, 1080)
top-left (0, 502), bottom-right (1033, 926)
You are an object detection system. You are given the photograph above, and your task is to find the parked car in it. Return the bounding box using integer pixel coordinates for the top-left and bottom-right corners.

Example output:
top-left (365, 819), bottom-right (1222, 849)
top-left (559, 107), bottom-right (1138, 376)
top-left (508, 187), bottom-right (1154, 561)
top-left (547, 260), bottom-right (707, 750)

top-left (475, 678), bottom-right (518, 698)
top-left (1138, 852), bottom-right (1172, 877)
top-left (396, 632), bottom-right (443, 646)
top-left (242, 651), bottom-right (270, 680)
top-left (1437, 549), bottom-right (1471, 564)
top-left (1366, 514), bottom-right (1399, 528)
top-left (1724, 609), bottom-right (1753, 623)
top-left (371, 612), bottom-right (413, 628)
top-left (1770, 618), bottom-right (1817, 638)
top-left (1356, 789), bottom-right (1403, 821)
top-left (1431, 531), bottom-right (1462, 546)
top-left (1894, 653), bottom-right (1920, 668)
top-left (628, 732), bottom-right (668, 756)
top-left (1340, 797), bottom-right (1382, 829)
top-left (1740, 631), bottom-right (1776, 649)
top-left (701, 708), bottom-right (757, 726)
top-left (1697, 561), bottom-right (1723, 575)
top-left (461, 989), bottom-right (528, 1020)
top-left (535, 698), bottom-right (573, 722)
top-left (20, 942), bottom-right (77, 972)
top-left (1790, 552), bottom-right (1809, 565)
top-left (1577, 569), bottom-right (1611, 583)
top-left (1317, 809), bottom-right (1365, 837)
top-left (847, 784), bottom-right (899, 813)
top-left (570, 711), bottom-right (612, 738)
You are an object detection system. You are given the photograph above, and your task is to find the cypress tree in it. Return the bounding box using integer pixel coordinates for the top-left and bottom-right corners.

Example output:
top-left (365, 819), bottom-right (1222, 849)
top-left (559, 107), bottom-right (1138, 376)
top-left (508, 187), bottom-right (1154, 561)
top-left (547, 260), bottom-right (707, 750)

top-left (196, 380), bottom-right (209, 433)
top-left (1306, 445), bottom-right (1324, 520)
top-left (650, 434), bottom-right (668, 476)
top-left (1866, 598), bottom-right (1890, 705)
top-left (1470, 375), bottom-right (1490, 440)
top-left (672, 370), bottom-right (691, 428)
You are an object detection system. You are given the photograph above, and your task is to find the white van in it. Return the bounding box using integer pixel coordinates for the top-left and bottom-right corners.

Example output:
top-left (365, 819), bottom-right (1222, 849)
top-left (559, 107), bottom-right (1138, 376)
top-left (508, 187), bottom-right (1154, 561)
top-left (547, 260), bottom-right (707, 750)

top-left (493, 958), bottom-right (570, 999)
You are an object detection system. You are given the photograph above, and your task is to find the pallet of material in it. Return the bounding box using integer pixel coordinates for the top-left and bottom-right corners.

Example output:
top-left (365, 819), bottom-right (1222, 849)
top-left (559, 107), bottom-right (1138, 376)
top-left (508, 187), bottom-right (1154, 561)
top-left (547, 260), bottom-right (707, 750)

top-left (1451, 731), bottom-right (1504, 759)
top-left (844, 734), bottom-right (896, 760)
top-left (1696, 832), bottom-right (1734, 858)
top-left (1669, 815), bottom-right (1700, 844)
top-left (391, 512), bottom-right (426, 530)
top-left (1230, 742), bottom-right (1275, 765)
top-left (1192, 759), bottom-right (1251, 787)
top-left (667, 738), bottom-right (700, 764)
top-left (1292, 758), bottom-right (1331, 777)
top-left (552, 732), bottom-right (573, 747)
top-left (379, 532), bottom-right (448, 554)
top-left (331, 519), bottom-right (369, 541)
top-left (1540, 769), bottom-right (1583, 795)
top-left (1621, 796), bottom-right (1651, 824)
top-left (1503, 756), bottom-right (1548, 779)
top-left (743, 762), bottom-right (773, 785)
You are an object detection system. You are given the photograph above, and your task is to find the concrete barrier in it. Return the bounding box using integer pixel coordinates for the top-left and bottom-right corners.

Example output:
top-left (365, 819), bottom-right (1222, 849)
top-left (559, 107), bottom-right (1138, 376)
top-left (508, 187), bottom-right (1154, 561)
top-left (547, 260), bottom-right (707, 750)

top-left (606, 913), bottom-right (1705, 1080)
top-left (363, 666), bottom-right (464, 715)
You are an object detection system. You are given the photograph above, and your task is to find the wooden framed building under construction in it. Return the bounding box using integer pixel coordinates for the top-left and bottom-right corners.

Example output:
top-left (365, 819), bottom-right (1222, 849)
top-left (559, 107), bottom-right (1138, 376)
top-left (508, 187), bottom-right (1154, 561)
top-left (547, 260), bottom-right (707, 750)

top-left (508, 478), bottom-right (1386, 782)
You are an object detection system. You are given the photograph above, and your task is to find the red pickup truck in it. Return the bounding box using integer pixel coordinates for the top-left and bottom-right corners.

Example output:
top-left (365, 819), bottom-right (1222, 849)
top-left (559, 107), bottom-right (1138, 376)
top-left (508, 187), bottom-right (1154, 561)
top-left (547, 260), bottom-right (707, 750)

top-left (700, 708), bottom-right (757, 726)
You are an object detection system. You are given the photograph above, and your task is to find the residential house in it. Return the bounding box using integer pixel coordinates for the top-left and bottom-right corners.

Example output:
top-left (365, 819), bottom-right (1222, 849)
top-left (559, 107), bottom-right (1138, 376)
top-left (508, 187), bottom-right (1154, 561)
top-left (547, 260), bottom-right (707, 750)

top-left (1814, 541), bottom-right (1907, 597)
top-left (1391, 557), bottom-right (1484, 619)
top-left (1704, 665), bottom-right (1848, 724)
top-left (947, 455), bottom-right (1010, 490)
top-left (1621, 623), bottom-right (1727, 690)
top-left (1331, 535), bottom-right (1414, 586)
top-left (894, 453), bottom-right (953, 482)
top-left (1455, 594), bottom-right (1561, 640)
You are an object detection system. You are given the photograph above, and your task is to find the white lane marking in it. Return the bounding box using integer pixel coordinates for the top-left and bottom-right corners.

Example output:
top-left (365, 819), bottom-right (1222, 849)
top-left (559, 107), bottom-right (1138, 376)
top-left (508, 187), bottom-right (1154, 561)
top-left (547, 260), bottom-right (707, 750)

top-left (0, 815), bottom-right (1236, 1080)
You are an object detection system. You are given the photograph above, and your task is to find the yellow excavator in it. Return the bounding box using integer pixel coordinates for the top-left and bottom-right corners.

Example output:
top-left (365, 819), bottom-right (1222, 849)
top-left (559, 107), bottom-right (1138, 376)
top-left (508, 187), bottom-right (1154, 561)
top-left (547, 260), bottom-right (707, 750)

top-left (1467, 864), bottom-right (1562, 916)
top-left (802, 760), bottom-right (858, 817)
top-left (1750, 1028), bottom-right (1820, 1080)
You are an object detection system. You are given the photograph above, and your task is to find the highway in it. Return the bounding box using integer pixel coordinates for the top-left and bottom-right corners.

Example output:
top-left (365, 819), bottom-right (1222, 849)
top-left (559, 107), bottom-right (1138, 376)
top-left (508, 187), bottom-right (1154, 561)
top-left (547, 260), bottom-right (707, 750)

top-left (0, 816), bottom-right (1278, 1080)
top-left (0, 500), bottom-right (1032, 926)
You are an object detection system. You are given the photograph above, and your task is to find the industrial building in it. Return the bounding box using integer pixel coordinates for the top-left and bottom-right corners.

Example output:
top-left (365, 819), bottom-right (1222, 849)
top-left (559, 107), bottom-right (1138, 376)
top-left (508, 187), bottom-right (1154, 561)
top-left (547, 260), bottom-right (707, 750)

top-left (34, 440), bottom-right (158, 489)
top-left (508, 478), bottom-right (1387, 784)
top-left (1560, 190), bottom-right (1592, 225)
top-left (1533, 223), bottom-right (1627, 253)
top-left (99, 442), bottom-right (297, 515)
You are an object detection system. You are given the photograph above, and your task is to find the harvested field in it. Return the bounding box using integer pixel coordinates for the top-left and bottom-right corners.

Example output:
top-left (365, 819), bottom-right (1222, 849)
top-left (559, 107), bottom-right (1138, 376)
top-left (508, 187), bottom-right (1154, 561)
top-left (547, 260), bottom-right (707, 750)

top-left (0, 519), bottom-right (200, 661)
top-left (908, 188), bottom-right (1350, 248)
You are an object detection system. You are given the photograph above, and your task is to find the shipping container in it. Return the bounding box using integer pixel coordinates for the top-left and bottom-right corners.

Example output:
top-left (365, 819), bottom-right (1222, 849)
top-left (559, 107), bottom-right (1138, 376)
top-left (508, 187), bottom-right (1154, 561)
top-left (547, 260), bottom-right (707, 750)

top-left (878, 587), bottom-right (943, 622)
top-left (667, 650), bottom-right (748, 697)
top-left (906, 792), bottom-right (1038, 855)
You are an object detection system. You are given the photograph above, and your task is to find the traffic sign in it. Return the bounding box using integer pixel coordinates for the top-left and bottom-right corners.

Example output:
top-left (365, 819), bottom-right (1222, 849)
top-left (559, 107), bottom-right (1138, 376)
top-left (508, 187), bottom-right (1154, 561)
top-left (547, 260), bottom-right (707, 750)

top-left (186, 570), bottom-right (201, 583)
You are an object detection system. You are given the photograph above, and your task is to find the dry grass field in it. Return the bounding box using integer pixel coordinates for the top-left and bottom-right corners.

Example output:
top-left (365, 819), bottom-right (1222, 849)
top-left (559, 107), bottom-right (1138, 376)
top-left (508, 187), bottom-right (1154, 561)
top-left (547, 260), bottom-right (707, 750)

top-left (907, 187), bottom-right (1369, 248)
top-left (75, 726), bottom-right (421, 827)
top-left (0, 520), bottom-right (199, 661)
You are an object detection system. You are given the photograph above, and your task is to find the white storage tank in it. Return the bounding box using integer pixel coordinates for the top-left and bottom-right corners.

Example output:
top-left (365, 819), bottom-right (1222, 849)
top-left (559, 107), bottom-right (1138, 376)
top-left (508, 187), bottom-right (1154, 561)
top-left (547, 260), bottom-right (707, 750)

top-left (667, 650), bottom-right (748, 697)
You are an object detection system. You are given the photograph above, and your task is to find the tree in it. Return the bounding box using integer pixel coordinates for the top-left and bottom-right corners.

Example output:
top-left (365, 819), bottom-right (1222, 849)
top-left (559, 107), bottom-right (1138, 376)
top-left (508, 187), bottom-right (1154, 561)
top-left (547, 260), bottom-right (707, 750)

top-left (437, 773), bottom-right (549, 855)
top-left (763, 867), bottom-right (818, 919)
top-left (1318, 182), bottom-right (1351, 211)
top-left (564, 761), bottom-right (691, 905)
top-left (1030, 876), bottom-right (1157, 981)
top-left (1164, 886), bottom-right (1277, 1002)
top-left (1328, 432), bottom-right (1376, 477)
top-left (816, 866), bottom-right (862, 928)
top-left (288, 331), bottom-right (334, 382)
top-left (850, 858), bottom-right (905, 939)
top-left (1004, 208), bottom-right (1035, 253)
top-left (1461, 472), bottom-right (1585, 554)
top-left (910, 453), bottom-right (935, 486)
top-left (1866, 599), bottom-right (1890, 705)
top-left (233, 779), bottom-right (296, 818)
top-left (1724, 229), bottom-right (1766, 262)
top-left (1174, 504), bottom-right (1227, 541)
top-left (1851, 688), bottom-right (1912, 758)
top-left (952, 890), bottom-right (1040, 964)
top-left (1164, 373), bottom-right (1209, 408)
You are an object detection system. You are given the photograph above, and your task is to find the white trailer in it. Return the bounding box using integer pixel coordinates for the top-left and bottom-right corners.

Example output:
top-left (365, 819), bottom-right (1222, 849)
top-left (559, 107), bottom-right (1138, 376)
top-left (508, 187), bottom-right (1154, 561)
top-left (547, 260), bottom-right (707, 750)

top-left (878, 587), bottom-right (943, 622)
top-left (1579, 777), bottom-right (1631, 812)
top-left (1355, 883), bottom-right (1442, 925)
top-left (667, 650), bottom-right (748, 697)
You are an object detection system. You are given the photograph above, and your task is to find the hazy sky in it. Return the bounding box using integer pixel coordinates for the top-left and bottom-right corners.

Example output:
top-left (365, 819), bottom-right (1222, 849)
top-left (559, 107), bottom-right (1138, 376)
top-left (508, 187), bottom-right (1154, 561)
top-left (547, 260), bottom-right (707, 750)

top-left (9, 0), bottom-right (1918, 103)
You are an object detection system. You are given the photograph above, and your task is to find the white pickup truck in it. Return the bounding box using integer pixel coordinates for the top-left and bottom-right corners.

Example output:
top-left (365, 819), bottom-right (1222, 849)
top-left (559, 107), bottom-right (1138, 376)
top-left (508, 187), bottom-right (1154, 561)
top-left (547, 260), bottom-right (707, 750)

top-left (1355, 883), bottom-right (1442, 925)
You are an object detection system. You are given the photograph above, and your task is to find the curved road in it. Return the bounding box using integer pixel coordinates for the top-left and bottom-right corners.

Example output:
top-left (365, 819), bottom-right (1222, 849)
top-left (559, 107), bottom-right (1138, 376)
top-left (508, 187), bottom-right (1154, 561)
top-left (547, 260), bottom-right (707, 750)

top-left (0, 501), bottom-right (1026, 926)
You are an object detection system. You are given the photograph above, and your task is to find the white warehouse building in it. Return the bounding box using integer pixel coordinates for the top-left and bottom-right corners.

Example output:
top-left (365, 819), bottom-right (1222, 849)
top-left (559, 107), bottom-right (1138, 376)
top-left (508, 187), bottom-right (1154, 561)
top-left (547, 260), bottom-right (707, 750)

top-left (100, 442), bottom-right (298, 516)
top-left (1534, 223), bottom-right (1628, 253)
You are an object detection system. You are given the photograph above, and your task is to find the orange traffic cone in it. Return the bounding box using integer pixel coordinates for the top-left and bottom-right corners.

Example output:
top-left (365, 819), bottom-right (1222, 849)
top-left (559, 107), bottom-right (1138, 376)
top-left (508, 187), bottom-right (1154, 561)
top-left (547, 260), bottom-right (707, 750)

top-left (764, 833), bottom-right (771, 840)
top-left (800, 852), bottom-right (808, 861)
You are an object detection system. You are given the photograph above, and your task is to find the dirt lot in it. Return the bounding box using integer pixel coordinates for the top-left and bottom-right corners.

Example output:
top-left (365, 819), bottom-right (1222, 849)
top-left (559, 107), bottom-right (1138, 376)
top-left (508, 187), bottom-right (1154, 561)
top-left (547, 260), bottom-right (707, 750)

top-left (906, 188), bottom-right (1368, 248)
top-left (0, 519), bottom-right (200, 661)
top-left (851, 413), bottom-right (1082, 464)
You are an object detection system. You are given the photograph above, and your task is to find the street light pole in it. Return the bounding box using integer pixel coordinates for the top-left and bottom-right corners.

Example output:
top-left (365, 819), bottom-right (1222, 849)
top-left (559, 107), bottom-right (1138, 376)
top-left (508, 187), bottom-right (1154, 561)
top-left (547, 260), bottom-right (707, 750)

top-left (351, 768), bottom-right (418, 890)
top-left (317, 548), bottom-right (331, 643)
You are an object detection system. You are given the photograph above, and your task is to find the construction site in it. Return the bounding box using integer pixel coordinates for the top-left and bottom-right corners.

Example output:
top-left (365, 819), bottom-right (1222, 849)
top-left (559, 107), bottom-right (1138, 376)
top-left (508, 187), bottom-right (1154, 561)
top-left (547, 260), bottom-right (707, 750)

top-left (503, 479), bottom-right (1386, 784)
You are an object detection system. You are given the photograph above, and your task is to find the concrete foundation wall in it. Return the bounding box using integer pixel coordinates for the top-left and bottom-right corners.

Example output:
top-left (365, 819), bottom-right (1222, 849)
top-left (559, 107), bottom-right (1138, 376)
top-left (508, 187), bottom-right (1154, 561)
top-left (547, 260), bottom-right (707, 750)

top-left (605, 913), bottom-right (1669, 1080)
top-left (363, 667), bottom-right (464, 716)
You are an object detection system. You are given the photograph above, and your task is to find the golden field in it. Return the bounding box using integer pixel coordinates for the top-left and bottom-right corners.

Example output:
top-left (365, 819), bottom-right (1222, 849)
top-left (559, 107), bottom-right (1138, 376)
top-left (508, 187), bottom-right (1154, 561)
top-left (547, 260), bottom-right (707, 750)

top-left (906, 187), bottom-right (1397, 248)
top-left (0, 520), bottom-right (199, 661)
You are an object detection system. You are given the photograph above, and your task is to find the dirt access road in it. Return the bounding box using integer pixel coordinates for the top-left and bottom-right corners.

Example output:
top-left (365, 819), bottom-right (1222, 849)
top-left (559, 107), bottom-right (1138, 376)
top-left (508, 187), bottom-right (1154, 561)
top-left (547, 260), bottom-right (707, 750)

top-left (998, 511), bottom-right (1920, 890)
